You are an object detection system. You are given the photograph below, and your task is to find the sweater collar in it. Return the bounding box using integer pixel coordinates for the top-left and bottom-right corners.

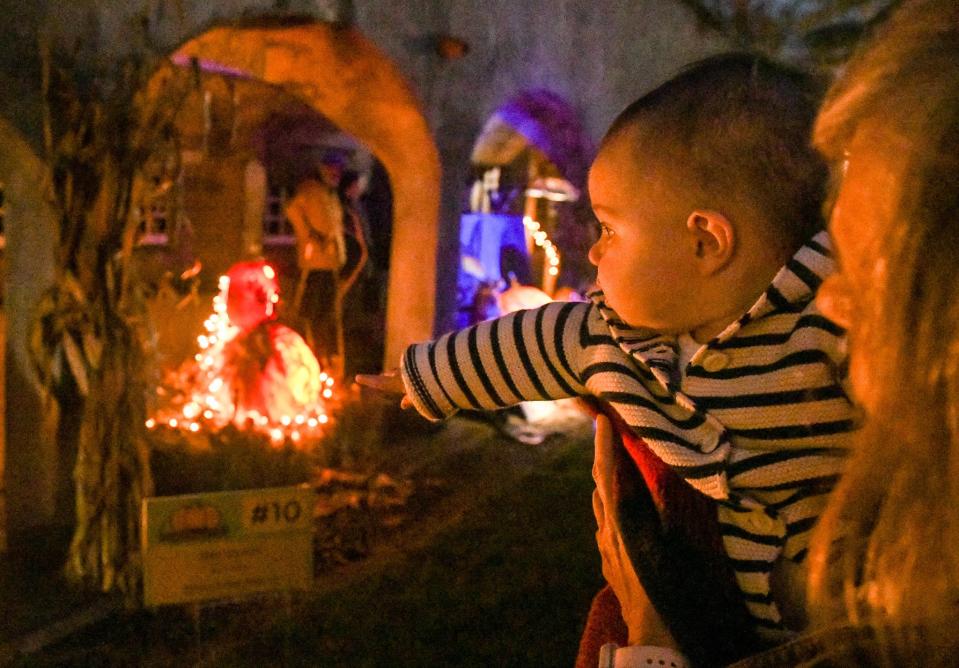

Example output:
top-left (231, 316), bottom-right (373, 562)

top-left (589, 230), bottom-right (836, 376)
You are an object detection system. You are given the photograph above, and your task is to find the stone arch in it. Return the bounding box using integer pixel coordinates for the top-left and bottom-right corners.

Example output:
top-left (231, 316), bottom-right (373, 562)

top-left (153, 19), bottom-right (441, 368)
top-left (472, 89), bottom-right (592, 191)
top-left (468, 89), bottom-right (594, 295)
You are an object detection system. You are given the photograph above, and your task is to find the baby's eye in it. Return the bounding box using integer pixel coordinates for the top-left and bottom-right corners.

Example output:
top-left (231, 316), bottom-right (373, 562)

top-left (598, 223), bottom-right (614, 238)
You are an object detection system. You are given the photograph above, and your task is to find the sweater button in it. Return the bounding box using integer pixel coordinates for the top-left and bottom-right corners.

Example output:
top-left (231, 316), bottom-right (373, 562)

top-left (701, 351), bottom-right (730, 372)
top-left (746, 511), bottom-right (777, 533)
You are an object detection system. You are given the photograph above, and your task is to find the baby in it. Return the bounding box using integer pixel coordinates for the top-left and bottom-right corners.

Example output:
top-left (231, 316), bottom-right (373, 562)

top-left (364, 54), bottom-right (852, 636)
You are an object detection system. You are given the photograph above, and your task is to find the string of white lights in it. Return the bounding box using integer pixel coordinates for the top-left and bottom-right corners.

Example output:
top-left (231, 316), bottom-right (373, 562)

top-left (522, 215), bottom-right (561, 277)
top-left (146, 271), bottom-right (335, 445)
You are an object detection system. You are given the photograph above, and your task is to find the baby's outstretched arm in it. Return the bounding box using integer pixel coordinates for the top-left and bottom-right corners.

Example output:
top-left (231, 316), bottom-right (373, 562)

top-left (355, 370), bottom-right (413, 410)
top-left (399, 302), bottom-right (592, 421)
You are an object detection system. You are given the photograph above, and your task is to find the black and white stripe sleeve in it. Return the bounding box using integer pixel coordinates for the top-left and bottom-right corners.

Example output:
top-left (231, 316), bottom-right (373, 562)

top-left (400, 302), bottom-right (592, 420)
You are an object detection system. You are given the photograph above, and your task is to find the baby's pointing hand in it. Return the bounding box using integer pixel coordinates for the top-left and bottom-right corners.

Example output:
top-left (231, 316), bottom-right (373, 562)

top-left (355, 370), bottom-right (413, 410)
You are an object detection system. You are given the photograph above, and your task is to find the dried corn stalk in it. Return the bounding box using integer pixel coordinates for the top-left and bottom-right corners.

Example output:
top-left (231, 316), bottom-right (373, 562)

top-left (30, 46), bottom-right (190, 602)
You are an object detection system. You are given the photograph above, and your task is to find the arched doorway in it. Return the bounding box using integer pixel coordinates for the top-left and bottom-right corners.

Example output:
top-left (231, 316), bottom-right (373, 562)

top-left (459, 90), bottom-right (594, 324)
top-left (154, 18), bottom-right (441, 369)
top-left (136, 65), bottom-right (392, 379)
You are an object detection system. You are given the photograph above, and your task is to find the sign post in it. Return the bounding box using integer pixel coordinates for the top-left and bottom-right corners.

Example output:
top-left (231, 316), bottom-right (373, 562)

top-left (142, 486), bottom-right (314, 607)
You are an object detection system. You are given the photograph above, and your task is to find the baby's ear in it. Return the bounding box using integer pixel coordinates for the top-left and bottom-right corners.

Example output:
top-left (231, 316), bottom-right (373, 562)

top-left (686, 210), bottom-right (735, 275)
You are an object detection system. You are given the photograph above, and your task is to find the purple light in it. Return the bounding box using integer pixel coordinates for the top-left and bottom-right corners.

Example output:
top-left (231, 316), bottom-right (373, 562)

top-left (169, 54), bottom-right (252, 79)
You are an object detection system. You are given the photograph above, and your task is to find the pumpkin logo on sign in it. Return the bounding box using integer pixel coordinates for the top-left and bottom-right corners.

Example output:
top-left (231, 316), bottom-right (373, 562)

top-left (159, 503), bottom-right (226, 542)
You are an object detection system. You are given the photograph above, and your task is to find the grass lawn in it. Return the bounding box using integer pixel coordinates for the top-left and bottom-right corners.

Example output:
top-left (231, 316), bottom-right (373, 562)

top-left (231, 435), bottom-right (604, 667)
top-left (23, 412), bottom-right (604, 667)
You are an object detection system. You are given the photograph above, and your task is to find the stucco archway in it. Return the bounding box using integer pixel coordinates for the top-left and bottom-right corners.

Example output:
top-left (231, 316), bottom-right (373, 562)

top-left (156, 20), bottom-right (441, 369)
top-left (467, 90), bottom-right (595, 297)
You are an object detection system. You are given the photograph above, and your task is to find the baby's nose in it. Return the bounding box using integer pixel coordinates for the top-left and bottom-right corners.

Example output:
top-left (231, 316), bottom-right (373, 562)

top-left (587, 239), bottom-right (604, 266)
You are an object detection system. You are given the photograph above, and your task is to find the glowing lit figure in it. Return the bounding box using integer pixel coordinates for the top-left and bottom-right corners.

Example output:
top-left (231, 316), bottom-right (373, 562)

top-left (151, 259), bottom-right (333, 441)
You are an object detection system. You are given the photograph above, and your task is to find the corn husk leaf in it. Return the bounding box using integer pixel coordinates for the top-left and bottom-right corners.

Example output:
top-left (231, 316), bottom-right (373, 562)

top-left (82, 331), bottom-right (103, 371)
top-left (62, 333), bottom-right (89, 396)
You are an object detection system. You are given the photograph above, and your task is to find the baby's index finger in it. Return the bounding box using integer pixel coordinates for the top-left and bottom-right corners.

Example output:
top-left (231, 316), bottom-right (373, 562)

top-left (355, 372), bottom-right (406, 395)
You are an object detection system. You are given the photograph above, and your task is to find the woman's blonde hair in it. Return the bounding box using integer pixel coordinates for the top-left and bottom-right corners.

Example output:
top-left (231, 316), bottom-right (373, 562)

top-left (809, 0), bottom-right (959, 663)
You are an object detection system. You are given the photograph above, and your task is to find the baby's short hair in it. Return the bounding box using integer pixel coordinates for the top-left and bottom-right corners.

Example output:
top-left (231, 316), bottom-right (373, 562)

top-left (606, 53), bottom-right (827, 256)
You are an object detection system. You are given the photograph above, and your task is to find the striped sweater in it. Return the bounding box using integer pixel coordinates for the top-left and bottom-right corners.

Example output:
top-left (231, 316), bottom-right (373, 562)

top-left (400, 231), bottom-right (854, 631)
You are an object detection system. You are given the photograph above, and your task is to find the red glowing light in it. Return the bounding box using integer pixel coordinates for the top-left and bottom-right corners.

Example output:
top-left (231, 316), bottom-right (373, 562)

top-left (148, 260), bottom-right (338, 444)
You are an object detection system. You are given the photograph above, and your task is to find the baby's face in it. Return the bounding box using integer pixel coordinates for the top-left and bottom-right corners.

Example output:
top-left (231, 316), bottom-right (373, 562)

top-left (587, 131), bottom-right (701, 333)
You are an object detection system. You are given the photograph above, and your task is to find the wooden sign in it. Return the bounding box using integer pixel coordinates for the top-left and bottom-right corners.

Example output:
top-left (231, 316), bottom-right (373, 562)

top-left (142, 485), bottom-right (314, 607)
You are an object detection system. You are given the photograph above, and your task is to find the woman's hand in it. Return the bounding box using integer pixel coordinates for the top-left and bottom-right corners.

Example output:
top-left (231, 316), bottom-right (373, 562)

top-left (592, 414), bottom-right (676, 648)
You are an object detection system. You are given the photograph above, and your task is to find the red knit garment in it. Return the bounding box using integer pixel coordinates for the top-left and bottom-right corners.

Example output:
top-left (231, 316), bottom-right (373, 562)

top-left (600, 403), bottom-right (725, 555)
top-left (575, 585), bottom-right (628, 668)
top-left (574, 400), bottom-right (730, 667)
